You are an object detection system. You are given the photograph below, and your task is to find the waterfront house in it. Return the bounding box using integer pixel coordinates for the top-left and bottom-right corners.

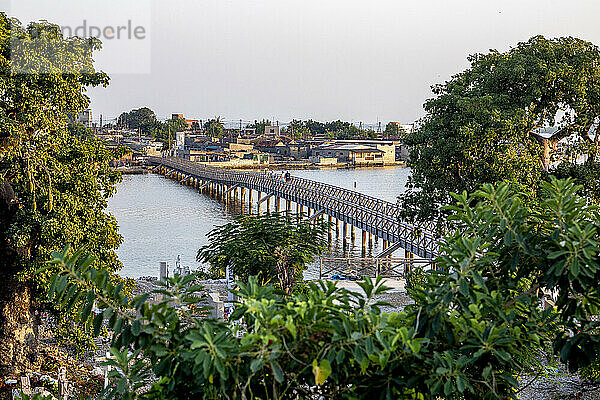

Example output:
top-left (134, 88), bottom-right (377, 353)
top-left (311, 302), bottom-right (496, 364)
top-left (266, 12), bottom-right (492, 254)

top-left (312, 143), bottom-right (386, 166)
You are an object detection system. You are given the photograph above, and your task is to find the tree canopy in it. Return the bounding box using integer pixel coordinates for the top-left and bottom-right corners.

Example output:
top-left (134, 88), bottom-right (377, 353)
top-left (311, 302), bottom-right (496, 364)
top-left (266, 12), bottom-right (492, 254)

top-left (116, 107), bottom-right (188, 146)
top-left (204, 117), bottom-right (224, 138)
top-left (117, 107), bottom-right (159, 133)
top-left (402, 35), bottom-right (600, 224)
top-left (0, 14), bottom-right (125, 372)
top-left (197, 213), bottom-right (328, 293)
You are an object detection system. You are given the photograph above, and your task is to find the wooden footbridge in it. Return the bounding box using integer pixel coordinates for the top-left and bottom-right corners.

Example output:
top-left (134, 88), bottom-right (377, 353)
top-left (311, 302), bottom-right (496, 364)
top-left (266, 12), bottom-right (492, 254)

top-left (148, 156), bottom-right (441, 260)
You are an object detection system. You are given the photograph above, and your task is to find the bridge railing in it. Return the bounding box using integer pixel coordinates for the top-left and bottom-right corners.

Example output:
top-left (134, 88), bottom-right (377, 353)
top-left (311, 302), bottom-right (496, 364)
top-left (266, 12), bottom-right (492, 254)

top-left (318, 257), bottom-right (435, 279)
top-left (149, 156), bottom-right (442, 258)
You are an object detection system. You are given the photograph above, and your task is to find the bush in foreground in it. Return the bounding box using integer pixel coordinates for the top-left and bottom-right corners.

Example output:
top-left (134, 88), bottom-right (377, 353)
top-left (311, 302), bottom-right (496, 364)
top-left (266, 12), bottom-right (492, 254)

top-left (44, 177), bottom-right (600, 399)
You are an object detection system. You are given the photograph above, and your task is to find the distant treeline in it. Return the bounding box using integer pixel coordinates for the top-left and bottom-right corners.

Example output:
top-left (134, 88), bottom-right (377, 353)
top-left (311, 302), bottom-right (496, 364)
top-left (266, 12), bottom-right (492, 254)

top-left (112, 107), bottom-right (406, 141)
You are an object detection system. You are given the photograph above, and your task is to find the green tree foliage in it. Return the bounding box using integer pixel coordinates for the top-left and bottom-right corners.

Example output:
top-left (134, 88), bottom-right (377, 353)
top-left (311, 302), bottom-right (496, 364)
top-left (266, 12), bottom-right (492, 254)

top-left (384, 122), bottom-right (406, 138)
top-left (67, 121), bottom-right (93, 139)
top-left (197, 213), bottom-right (328, 292)
top-left (117, 107), bottom-right (160, 134)
top-left (46, 178), bottom-right (600, 399)
top-left (304, 119), bottom-right (326, 136)
top-left (285, 119), bottom-right (310, 139)
top-left (204, 117), bottom-right (224, 138)
top-left (247, 119), bottom-right (272, 137)
top-left (116, 107), bottom-right (188, 146)
top-left (0, 14), bottom-right (125, 369)
top-left (402, 36), bottom-right (600, 224)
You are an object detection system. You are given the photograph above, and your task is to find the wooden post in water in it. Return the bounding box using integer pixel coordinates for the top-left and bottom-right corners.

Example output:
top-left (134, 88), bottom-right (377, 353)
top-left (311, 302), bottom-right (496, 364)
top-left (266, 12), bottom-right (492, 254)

top-left (257, 191), bottom-right (261, 215)
top-left (248, 189), bottom-right (253, 213)
top-left (342, 222), bottom-right (348, 255)
top-left (383, 240), bottom-right (389, 272)
top-left (405, 249), bottom-right (414, 275)
top-left (240, 188), bottom-right (245, 212)
top-left (361, 230), bottom-right (367, 256)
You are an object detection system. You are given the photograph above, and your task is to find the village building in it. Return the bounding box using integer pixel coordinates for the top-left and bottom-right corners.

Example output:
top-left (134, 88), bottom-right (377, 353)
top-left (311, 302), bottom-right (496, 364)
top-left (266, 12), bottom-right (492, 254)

top-left (312, 143), bottom-right (386, 166)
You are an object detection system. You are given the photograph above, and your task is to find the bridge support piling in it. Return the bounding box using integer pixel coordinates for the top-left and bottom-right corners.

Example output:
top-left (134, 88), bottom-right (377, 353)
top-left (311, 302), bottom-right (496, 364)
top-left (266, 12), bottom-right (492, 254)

top-left (327, 216), bottom-right (332, 242)
top-left (248, 189), bottom-right (253, 213)
top-left (405, 250), bottom-right (414, 275)
top-left (335, 219), bottom-right (339, 237)
top-left (257, 191), bottom-right (262, 215)
top-left (383, 240), bottom-right (389, 271)
top-left (286, 200), bottom-right (291, 215)
top-left (351, 225), bottom-right (355, 241)
top-left (361, 231), bottom-right (367, 256)
top-left (342, 223), bottom-right (348, 254)
top-left (266, 197), bottom-right (271, 214)
top-left (275, 197), bottom-right (280, 213)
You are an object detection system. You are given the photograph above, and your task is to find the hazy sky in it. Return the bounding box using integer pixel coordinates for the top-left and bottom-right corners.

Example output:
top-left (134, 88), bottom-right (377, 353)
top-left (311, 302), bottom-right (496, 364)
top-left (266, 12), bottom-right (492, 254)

top-left (7, 0), bottom-right (600, 125)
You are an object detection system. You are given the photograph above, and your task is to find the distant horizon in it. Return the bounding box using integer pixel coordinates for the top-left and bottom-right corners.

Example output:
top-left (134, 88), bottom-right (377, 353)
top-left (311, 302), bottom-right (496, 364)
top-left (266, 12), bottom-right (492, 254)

top-left (7, 0), bottom-right (600, 126)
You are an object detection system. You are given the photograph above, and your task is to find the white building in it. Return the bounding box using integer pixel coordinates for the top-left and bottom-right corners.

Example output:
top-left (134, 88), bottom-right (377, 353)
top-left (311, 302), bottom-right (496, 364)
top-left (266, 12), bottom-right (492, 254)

top-left (75, 109), bottom-right (92, 127)
top-left (264, 125), bottom-right (280, 137)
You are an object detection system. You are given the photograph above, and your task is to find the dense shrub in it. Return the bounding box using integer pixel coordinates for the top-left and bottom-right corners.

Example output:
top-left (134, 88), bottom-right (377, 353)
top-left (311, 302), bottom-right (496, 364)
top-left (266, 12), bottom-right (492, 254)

top-left (44, 177), bottom-right (600, 399)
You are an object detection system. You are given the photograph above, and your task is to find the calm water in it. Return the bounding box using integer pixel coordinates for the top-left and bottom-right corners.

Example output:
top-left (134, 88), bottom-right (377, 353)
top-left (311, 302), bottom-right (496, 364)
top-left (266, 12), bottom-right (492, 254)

top-left (107, 167), bottom-right (410, 278)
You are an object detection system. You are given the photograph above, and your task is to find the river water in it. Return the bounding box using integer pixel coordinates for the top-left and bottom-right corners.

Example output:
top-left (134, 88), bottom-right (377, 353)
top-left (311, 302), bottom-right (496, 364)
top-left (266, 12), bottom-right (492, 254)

top-left (107, 167), bottom-right (411, 278)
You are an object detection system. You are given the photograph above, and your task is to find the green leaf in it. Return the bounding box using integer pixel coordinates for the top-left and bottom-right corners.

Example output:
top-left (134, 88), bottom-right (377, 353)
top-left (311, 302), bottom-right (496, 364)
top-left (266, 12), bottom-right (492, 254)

top-left (312, 359), bottom-right (332, 386)
top-left (131, 319), bottom-right (141, 336)
top-left (271, 361), bottom-right (284, 383)
top-left (250, 359), bottom-right (264, 373)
